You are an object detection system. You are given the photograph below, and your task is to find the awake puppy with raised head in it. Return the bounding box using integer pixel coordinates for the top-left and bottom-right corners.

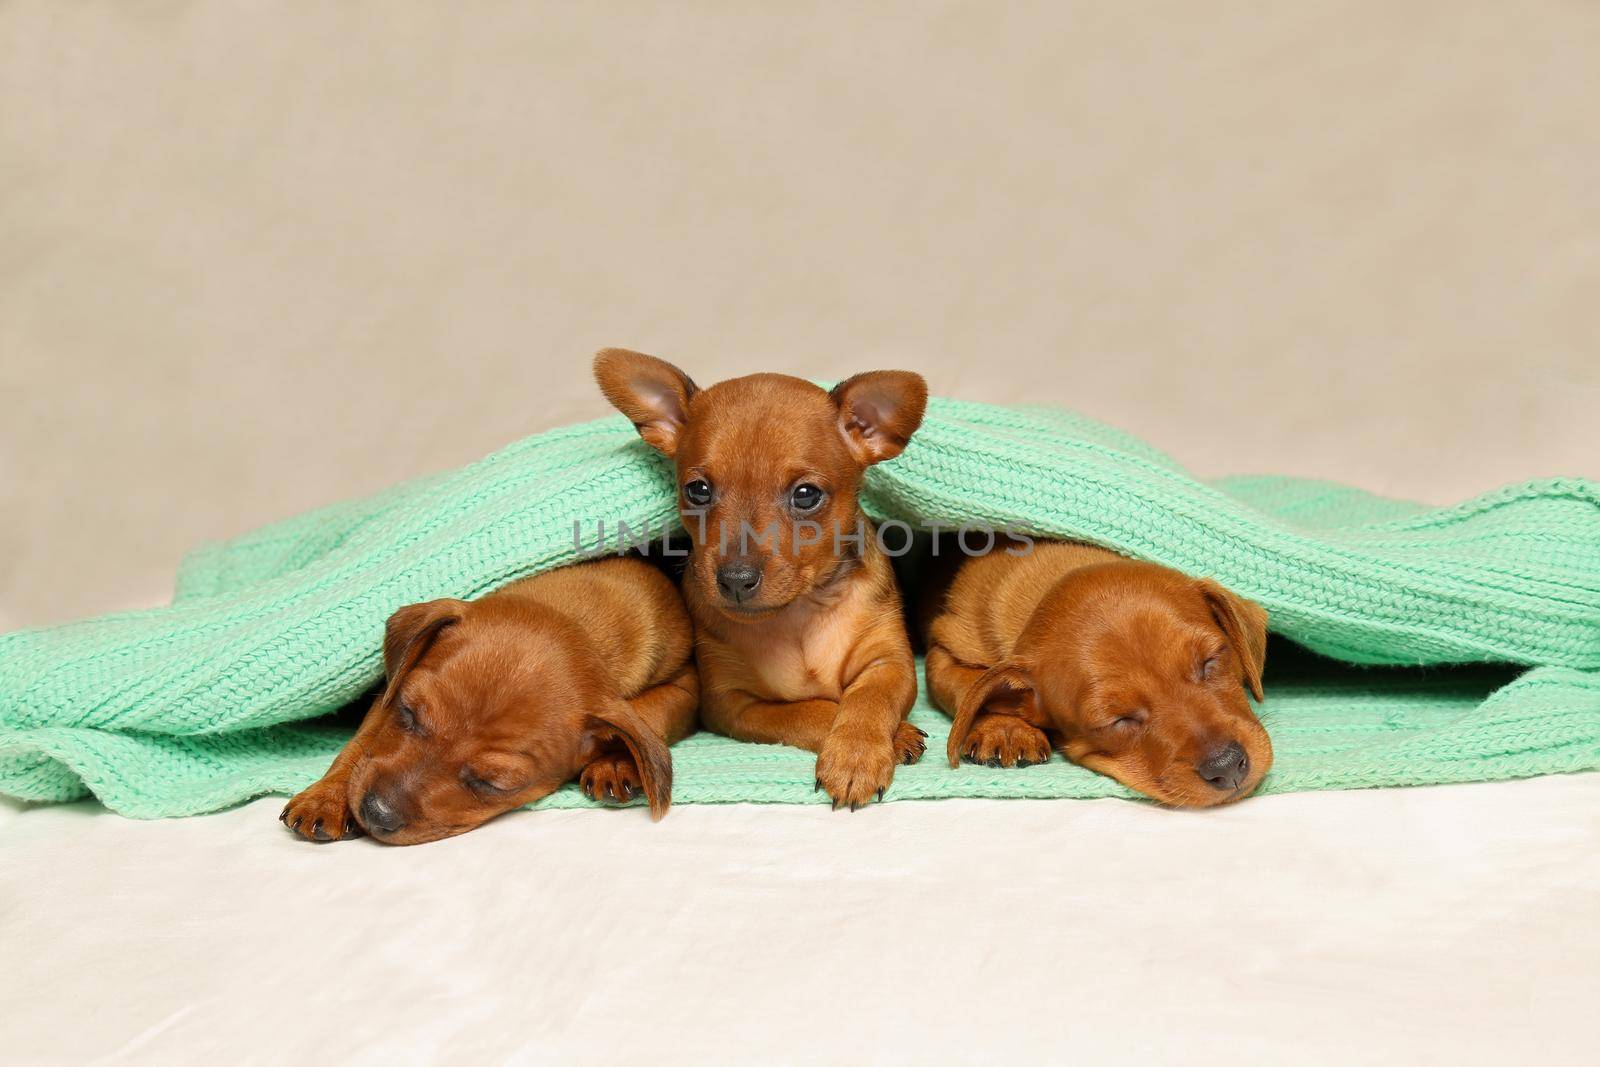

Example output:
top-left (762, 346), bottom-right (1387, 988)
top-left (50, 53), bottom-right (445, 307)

top-left (924, 540), bottom-right (1273, 807)
top-left (594, 348), bottom-right (928, 810)
top-left (280, 556), bottom-right (698, 844)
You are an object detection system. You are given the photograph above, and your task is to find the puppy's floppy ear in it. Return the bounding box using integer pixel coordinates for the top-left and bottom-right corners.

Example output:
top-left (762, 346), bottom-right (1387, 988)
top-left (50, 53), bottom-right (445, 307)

top-left (1197, 580), bottom-right (1268, 702)
top-left (946, 661), bottom-right (1040, 767)
top-left (380, 599), bottom-right (464, 704)
top-left (593, 347), bottom-right (699, 458)
top-left (583, 700), bottom-right (674, 821)
top-left (831, 370), bottom-right (928, 465)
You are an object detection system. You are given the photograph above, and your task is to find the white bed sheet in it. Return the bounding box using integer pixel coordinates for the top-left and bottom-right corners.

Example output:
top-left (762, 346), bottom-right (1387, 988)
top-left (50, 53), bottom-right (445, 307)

top-left (3, 776), bottom-right (1598, 1064)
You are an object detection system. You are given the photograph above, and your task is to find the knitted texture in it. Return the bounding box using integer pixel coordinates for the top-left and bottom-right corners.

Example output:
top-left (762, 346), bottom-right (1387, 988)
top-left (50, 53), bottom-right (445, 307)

top-left (1, 400), bottom-right (1597, 817)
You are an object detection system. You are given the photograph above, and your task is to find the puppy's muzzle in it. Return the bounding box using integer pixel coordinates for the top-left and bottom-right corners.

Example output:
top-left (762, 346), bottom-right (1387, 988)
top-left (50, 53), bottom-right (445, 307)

top-left (715, 559), bottom-right (763, 606)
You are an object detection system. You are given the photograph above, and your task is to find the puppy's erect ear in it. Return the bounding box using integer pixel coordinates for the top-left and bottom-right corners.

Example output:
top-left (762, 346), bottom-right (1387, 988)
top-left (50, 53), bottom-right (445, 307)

top-left (593, 348), bottom-right (699, 458)
top-left (380, 599), bottom-right (464, 704)
top-left (946, 661), bottom-right (1041, 767)
top-left (830, 370), bottom-right (928, 466)
top-left (583, 700), bottom-right (674, 821)
top-left (1197, 580), bottom-right (1268, 702)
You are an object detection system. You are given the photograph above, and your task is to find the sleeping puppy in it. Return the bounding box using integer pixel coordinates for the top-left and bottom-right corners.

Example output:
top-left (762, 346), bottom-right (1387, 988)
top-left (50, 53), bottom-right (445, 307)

top-left (280, 556), bottom-right (698, 844)
top-left (923, 539), bottom-right (1272, 806)
top-left (594, 347), bottom-right (928, 810)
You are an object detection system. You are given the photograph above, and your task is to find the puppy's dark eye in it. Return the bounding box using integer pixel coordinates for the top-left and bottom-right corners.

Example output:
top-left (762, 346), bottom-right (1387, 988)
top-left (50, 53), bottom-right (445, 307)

top-left (790, 483), bottom-right (825, 512)
top-left (395, 701), bottom-right (419, 732)
top-left (683, 479), bottom-right (713, 507)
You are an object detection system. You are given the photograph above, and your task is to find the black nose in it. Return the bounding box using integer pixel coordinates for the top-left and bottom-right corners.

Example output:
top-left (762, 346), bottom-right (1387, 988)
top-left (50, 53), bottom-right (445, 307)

top-left (1197, 741), bottom-right (1249, 792)
top-left (359, 791), bottom-right (405, 835)
top-left (715, 560), bottom-right (763, 605)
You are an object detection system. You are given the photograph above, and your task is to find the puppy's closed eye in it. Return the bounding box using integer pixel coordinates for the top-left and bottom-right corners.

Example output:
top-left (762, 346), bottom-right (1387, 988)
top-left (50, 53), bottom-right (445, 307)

top-left (460, 769), bottom-right (515, 796)
top-left (395, 701), bottom-right (422, 733)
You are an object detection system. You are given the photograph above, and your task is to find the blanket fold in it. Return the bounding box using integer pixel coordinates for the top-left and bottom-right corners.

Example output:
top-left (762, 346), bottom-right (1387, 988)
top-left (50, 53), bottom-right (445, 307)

top-left (3, 399), bottom-right (1597, 817)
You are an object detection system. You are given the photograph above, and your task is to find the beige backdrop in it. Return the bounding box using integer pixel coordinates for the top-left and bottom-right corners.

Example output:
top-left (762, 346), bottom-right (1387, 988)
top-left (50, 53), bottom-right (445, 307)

top-left (2, 1), bottom-right (1596, 630)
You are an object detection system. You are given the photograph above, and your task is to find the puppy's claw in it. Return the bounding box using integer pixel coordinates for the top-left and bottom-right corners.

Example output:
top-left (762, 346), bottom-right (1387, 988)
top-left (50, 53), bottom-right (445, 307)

top-left (876, 788), bottom-right (885, 802)
top-left (961, 716), bottom-right (1054, 771)
top-left (580, 752), bottom-right (645, 809)
top-left (281, 782), bottom-right (356, 843)
top-left (914, 726), bottom-right (928, 738)
top-left (815, 778), bottom-right (823, 793)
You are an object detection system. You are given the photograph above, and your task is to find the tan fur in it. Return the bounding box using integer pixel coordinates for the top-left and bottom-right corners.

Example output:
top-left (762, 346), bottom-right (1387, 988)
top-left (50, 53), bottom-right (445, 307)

top-left (595, 348), bottom-right (929, 808)
top-left (924, 540), bottom-right (1273, 807)
top-left (280, 557), bottom-right (699, 844)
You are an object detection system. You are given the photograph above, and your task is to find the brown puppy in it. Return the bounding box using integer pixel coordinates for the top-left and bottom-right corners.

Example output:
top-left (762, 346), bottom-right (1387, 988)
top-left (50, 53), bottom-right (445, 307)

top-left (924, 540), bottom-right (1272, 807)
top-left (594, 348), bottom-right (928, 809)
top-left (280, 556), bottom-right (698, 844)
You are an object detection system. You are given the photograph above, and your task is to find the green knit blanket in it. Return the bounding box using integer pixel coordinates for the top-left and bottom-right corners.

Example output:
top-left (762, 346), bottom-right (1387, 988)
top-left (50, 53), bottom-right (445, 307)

top-left (2, 399), bottom-right (1597, 817)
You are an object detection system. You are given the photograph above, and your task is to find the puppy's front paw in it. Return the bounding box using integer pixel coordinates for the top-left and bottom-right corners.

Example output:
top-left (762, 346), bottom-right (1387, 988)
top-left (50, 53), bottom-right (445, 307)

top-left (815, 730), bottom-right (897, 811)
top-left (580, 752), bottom-right (643, 805)
top-left (960, 714), bottom-right (1053, 768)
top-left (893, 720), bottom-right (927, 765)
top-left (280, 780), bottom-right (361, 842)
